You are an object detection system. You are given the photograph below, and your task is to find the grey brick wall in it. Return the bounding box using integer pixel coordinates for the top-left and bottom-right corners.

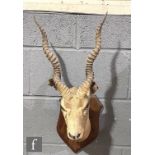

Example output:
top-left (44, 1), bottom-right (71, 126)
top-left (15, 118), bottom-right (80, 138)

top-left (23, 11), bottom-right (131, 155)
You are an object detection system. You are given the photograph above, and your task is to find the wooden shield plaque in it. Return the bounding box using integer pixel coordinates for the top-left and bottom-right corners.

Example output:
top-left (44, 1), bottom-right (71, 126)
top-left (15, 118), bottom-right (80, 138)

top-left (57, 95), bottom-right (103, 153)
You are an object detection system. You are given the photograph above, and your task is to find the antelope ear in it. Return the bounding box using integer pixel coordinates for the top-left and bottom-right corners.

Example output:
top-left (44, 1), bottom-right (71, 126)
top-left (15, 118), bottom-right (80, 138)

top-left (48, 78), bottom-right (57, 89)
top-left (90, 81), bottom-right (99, 94)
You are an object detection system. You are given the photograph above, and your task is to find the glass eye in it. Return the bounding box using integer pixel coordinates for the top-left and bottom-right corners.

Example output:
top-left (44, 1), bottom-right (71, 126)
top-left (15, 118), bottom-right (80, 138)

top-left (83, 104), bottom-right (89, 116)
top-left (83, 109), bottom-right (88, 116)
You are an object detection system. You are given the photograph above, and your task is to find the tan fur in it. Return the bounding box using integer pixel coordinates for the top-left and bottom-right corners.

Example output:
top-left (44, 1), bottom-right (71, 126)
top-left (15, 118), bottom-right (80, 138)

top-left (60, 87), bottom-right (91, 141)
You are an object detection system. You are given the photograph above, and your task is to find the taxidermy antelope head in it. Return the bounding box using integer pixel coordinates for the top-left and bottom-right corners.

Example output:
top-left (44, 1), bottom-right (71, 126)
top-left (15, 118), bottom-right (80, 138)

top-left (34, 14), bottom-right (107, 142)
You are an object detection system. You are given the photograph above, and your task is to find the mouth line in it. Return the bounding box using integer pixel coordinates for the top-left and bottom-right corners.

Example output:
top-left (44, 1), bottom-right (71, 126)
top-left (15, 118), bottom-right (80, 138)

top-left (67, 134), bottom-right (83, 142)
top-left (68, 138), bottom-right (83, 142)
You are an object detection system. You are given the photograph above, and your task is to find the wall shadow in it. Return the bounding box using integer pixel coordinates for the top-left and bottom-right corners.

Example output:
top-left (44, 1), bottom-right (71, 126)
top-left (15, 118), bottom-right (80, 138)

top-left (82, 44), bottom-right (121, 155)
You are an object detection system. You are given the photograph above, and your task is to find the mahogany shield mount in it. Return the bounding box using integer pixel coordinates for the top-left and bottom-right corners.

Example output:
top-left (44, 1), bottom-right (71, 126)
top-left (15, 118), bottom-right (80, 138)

top-left (57, 95), bottom-right (103, 153)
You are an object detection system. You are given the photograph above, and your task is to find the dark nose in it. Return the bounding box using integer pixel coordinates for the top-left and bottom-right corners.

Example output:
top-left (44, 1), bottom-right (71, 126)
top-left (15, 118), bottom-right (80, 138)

top-left (68, 132), bottom-right (81, 140)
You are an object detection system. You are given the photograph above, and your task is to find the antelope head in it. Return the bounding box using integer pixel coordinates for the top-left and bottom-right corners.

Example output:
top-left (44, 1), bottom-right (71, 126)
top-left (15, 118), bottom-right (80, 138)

top-left (34, 14), bottom-right (107, 142)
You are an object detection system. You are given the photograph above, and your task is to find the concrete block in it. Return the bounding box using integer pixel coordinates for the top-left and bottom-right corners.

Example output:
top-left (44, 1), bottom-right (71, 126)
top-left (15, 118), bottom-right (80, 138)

top-left (24, 98), bottom-right (130, 146)
top-left (97, 100), bottom-right (130, 146)
top-left (27, 144), bottom-right (122, 155)
top-left (26, 47), bottom-right (130, 99)
top-left (24, 143), bottom-right (27, 155)
top-left (28, 48), bottom-right (59, 96)
top-left (122, 147), bottom-right (131, 155)
top-left (23, 98), bottom-right (63, 144)
top-left (99, 100), bottom-right (131, 130)
top-left (97, 119), bottom-right (130, 146)
top-left (23, 12), bottom-right (76, 48)
top-left (111, 120), bottom-right (131, 145)
top-left (23, 51), bottom-right (30, 95)
top-left (77, 15), bottom-right (131, 49)
top-left (112, 100), bottom-right (131, 121)
top-left (128, 74), bottom-right (131, 99)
